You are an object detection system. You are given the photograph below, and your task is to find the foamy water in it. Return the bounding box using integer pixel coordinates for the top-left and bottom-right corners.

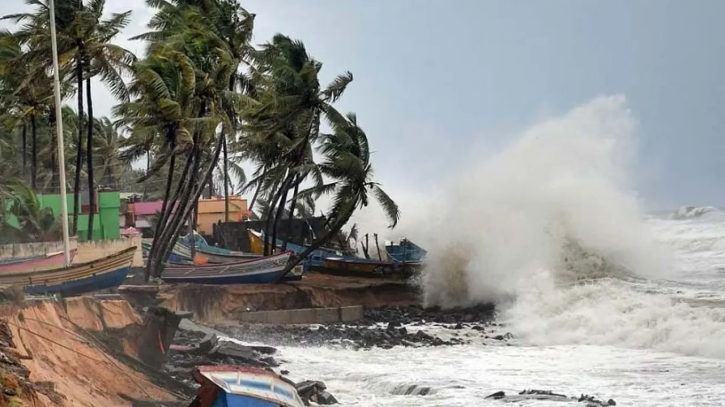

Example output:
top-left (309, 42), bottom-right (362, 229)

top-left (265, 214), bottom-right (725, 406)
top-left (230, 97), bottom-right (725, 405)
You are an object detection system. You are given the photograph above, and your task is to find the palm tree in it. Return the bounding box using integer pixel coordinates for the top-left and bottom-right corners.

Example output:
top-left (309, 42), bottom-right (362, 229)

top-left (275, 113), bottom-right (399, 281)
top-left (80, 1), bottom-right (135, 240)
top-left (93, 117), bottom-right (131, 188)
top-left (240, 34), bottom-right (352, 255)
top-left (3, 0), bottom-right (135, 239)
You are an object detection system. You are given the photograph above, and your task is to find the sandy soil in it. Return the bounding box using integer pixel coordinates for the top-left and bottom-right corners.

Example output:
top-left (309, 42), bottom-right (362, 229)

top-left (0, 299), bottom-right (179, 407)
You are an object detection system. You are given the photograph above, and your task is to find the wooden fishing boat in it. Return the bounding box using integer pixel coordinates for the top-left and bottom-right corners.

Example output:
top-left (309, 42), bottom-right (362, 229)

top-left (247, 230), bottom-right (336, 267)
top-left (385, 238), bottom-right (427, 263)
top-left (0, 247), bottom-right (136, 297)
top-left (318, 256), bottom-right (422, 279)
top-left (179, 242), bottom-right (262, 264)
top-left (162, 253), bottom-right (305, 282)
top-left (160, 252), bottom-right (294, 285)
top-left (190, 365), bottom-right (305, 407)
top-left (0, 250), bottom-right (77, 273)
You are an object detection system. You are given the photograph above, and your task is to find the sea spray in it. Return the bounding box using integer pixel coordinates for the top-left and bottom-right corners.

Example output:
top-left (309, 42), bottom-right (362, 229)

top-left (420, 95), bottom-right (662, 306)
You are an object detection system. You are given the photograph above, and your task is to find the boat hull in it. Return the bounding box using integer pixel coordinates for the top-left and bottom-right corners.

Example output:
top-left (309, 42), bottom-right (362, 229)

top-left (160, 252), bottom-right (292, 285)
top-left (24, 266), bottom-right (130, 297)
top-left (0, 247), bottom-right (136, 297)
top-left (315, 257), bottom-right (420, 279)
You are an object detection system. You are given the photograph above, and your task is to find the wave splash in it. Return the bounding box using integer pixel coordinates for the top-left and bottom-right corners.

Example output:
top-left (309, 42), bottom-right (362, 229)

top-left (420, 95), bottom-right (725, 358)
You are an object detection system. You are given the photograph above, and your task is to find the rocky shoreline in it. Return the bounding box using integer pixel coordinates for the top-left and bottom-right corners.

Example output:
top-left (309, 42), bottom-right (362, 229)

top-left (150, 304), bottom-right (617, 406)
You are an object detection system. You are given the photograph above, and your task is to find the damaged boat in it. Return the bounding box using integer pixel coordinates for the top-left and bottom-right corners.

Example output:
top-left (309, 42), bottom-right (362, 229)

top-left (189, 365), bottom-right (305, 407)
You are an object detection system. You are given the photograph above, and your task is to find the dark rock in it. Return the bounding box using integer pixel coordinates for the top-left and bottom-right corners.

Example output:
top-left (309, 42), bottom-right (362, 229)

top-left (317, 391), bottom-right (338, 405)
top-left (486, 391), bottom-right (505, 399)
top-left (608, 399), bottom-right (617, 406)
top-left (472, 325), bottom-right (485, 331)
top-left (280, 370), bottom-right (290, 375)
top-left (454, 322), bottom-right (464, 330)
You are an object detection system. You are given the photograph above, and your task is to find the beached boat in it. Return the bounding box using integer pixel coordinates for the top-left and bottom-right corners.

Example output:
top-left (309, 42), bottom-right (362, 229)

top-left (179, 233), bottom-right (261, 264)
top-left (160, 252), bottom-right (294, 285)
top-left (0, 250), bottom-right (77, 273)
top-left (0, 247), bottom-right (136, 297)
top-left (247, 230), bottom-right (336, 267)
top-left (385, 238), bottom-right (427, 263)
top-left (162, 253), bottom-right (305, 283)
top-left (318, 256), bottom-right (422, 278)
top-left (190, 365), bottom-right (305, 407)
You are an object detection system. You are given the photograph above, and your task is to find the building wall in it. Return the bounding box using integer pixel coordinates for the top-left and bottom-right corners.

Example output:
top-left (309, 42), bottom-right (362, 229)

top-left (35, 191), bottom-right (121, 241)
top-left (195, 197), bottom-right (248, 235)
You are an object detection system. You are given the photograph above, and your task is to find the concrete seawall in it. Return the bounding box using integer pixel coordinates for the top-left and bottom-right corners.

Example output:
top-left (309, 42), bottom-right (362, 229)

top-left (238, 306), bottom-right (364, 324)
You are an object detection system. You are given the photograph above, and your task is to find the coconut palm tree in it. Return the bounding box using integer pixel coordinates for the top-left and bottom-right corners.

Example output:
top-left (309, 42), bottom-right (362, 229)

top-left (3, 0), bottom-right (135, 239)
top-left (275, 113), bottom-right (399, 281)
top-left (240, 34), bottom-right (352, 255)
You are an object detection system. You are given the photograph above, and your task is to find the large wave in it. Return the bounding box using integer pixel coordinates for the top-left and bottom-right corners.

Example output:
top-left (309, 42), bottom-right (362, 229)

top-left (418, 95), bottom-right (725, 358)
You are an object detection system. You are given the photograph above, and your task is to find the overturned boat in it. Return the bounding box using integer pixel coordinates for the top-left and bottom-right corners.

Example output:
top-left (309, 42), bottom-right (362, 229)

top-left (189, 365), bottom-right (305, 407)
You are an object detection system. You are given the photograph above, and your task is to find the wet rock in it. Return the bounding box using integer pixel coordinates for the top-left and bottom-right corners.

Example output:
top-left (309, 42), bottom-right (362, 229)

top-left (317, 391), bottom-right (338, 405)
top-left (486, 391), bottom-right (505, 399)
top-left (296, 380), bottom-right (337, 405)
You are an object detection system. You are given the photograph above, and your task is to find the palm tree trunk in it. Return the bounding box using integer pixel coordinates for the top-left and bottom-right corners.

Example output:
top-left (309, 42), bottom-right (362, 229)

top-left (86, 77), bottom-right (95, 241)
top-left (21, 123), bottom-right (27, 177)
top-left (158, 139), bottom-right (176, 224)
top-left (274, 205), bottom-right (356, 283)
top-left (30, 114), bottom-right (37, 190)
top-left (145, 147), bottom-right (190, 282)
top-left (223, 133), bottom-right (229, 221)
top-left (153, 133), bottom-right (224, 278)
top-left (271, 179), bottom-right (292, 254)
top-left (49, 112), bottom-right (58, 193)
top-left (72, 55), bottom-right (84, 236)
top-left (263, 174), bottom-right (292, 255)
top-left (281, 175), bottom-right (301, 251)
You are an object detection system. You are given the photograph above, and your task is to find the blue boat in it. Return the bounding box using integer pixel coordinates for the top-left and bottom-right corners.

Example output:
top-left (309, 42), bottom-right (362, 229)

top-left (160, 252), bottom-right (298, 285)
top-left (191, 365), bottom-right (305, 407)
top-left (0, 247), bottom-right (136, 297)
top-left (385, 238), bottom-right (427, 263)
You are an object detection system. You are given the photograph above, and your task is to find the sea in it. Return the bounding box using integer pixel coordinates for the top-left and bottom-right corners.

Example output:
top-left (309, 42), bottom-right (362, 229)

top-left (248, 97), bottom-right (725, 406)
top-left (270, 209), bottom-right (725, 406)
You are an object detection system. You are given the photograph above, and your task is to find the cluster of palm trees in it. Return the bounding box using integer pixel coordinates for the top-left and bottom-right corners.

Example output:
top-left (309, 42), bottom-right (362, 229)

top-left (0, 0), bottom-right (400, 281)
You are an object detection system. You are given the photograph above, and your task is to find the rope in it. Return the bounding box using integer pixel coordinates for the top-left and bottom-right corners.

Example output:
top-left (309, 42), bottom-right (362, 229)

top-left (6, 320), bottom-right (103, 363)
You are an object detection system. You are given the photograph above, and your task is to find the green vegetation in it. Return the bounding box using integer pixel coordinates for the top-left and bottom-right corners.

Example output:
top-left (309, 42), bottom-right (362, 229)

top-left (0, 0), bottom-right (399, 281)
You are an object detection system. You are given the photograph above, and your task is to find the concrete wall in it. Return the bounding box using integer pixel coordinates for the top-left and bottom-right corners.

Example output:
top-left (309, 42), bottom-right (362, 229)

top-left (0, 234), bottom-right (143, 267)
top-left (238, 306), bottom-right (364, 324)
top-left (0, 238), bottom-right (78, 258)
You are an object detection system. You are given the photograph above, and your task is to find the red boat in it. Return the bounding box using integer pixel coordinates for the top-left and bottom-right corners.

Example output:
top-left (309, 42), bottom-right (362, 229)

top-left (0, 250), bottom-right (77, 274)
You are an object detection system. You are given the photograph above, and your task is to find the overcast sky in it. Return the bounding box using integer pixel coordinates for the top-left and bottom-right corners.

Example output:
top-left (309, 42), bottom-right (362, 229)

top-left (3, 0), bottom-right (724, 214)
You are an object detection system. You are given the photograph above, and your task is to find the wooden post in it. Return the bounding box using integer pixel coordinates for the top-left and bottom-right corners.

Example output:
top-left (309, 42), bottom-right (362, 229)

top-left (374, 233), bottom-right (382, 260)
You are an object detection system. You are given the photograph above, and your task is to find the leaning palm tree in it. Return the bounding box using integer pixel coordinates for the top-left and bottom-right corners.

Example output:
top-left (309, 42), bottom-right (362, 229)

top-left (240, 34), bottom-right (352, 255)
top-left (275, 113), bottom-right (399, 281)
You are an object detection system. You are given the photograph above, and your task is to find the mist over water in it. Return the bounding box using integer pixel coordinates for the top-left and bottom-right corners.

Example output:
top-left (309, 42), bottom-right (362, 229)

top-left (413, 95), bottom-right (725, 358)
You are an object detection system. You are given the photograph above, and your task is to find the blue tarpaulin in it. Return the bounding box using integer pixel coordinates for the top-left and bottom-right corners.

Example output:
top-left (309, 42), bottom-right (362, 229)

top-left (212, 392), bottom-right (281, 407)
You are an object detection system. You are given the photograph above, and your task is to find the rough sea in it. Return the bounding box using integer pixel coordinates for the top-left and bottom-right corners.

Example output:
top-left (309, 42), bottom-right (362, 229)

top-left (272, 209), bottom-right (725, 406)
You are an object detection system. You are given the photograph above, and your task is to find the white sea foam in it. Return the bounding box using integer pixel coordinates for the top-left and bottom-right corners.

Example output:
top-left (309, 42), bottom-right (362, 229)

top-left (414, 95), bottom-right (725, 358)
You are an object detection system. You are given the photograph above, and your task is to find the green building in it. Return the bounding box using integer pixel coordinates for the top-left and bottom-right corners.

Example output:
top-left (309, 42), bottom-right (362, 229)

top-left (33, 191), bottom-right (121, 241)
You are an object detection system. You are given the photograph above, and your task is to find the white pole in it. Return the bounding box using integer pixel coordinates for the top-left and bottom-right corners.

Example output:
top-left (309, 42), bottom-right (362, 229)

top-left (49, 0), bottom-right (71, 267)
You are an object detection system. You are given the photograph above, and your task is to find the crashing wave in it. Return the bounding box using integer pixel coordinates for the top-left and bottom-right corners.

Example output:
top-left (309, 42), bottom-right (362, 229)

top-left (670, 206), bottom-right (719, 220)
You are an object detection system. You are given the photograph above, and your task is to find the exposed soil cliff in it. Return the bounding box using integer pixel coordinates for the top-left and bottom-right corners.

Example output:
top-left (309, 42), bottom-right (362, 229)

top-left (0, 298), bottom-right (181, 407)
top-left (158, 273), bottom-right (421, 323)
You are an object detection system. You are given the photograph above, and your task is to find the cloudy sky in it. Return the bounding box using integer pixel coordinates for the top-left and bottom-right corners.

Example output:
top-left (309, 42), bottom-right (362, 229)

top-left (3, 0), bottom-right (724, 220)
